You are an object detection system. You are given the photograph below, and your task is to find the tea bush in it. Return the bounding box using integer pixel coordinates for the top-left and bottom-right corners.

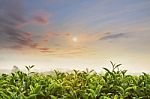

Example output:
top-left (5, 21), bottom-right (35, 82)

top-left (0, 62), bottom-right (150, 99)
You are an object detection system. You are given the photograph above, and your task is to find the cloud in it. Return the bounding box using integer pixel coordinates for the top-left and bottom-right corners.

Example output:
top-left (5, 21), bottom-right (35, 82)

top-left (41, 32), bottom-right (71, 43)
top-left (16, 11), bottom-right (50, 28)
top-left (0, 0), bottom-right (50, 51)
top-left (9, 45), bottom-right (23, 50)
top-left (38, 47), bottom-right (49, 51)
top-left (38, 47), bottom-right (50, 53)
top-left (41, 32), bottom-right (55, 42)
top-left (33, 14), bottom-right (49, 24)
top-left (70, 32), bottom-right (109, 43)
top-left (0, 0), bottom-right (37, 51)
top-left (30, 43), bottom-right (39, 49)
top-left (99, 33), bottom-right (127, 40)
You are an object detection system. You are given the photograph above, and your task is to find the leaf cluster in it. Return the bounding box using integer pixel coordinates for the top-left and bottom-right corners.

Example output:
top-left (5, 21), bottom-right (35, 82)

top-left (0, 62), bottom-right (150, 99)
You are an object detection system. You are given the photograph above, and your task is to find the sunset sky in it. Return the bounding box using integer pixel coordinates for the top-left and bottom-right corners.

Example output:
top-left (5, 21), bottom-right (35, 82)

top-left (0, 0), bottom-right (150, 73)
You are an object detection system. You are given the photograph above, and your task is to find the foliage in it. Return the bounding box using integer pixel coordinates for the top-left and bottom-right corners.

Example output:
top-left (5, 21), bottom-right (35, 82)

top-left (0, 62), bottom-right (150, 99)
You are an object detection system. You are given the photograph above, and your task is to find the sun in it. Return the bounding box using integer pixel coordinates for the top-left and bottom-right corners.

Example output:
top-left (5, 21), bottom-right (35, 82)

top-left (72, 37), bottom-right (78, 42)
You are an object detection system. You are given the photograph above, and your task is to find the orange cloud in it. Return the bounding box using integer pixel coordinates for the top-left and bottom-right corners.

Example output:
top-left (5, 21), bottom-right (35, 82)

top-left (41, 32), bottom-right (71, 43)
top-left (30, 43), bottom-right (39, 49)
top-left (38, 47), bottom-right (49, 51)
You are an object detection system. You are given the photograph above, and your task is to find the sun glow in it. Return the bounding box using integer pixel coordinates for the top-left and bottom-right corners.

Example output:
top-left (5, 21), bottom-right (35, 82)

top-left (72, 37), bottom-right (78, 42)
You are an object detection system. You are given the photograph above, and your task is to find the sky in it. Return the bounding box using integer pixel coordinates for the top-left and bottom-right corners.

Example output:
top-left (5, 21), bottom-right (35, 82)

top-left (0, 0), bottom-right (150, 73)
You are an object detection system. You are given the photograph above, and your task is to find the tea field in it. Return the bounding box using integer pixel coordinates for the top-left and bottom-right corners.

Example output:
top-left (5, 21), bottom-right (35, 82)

top-left (0, 62), bottom-right (150, 99)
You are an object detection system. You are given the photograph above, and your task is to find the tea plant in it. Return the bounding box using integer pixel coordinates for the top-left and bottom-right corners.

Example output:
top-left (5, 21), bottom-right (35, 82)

top-left (0, 62), bottom-right (150, 99)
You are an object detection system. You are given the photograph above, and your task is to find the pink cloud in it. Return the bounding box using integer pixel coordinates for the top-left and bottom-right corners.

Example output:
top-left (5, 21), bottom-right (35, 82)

top-left (33, 14), bottom-right (49, 24)
top-left (15, 21), bottom-right (30, 29)
top-left (23, 32), bottom-right (32, 38)
top-left (32, 10), bottom-right (50, 24)
top-left (30, 43), bottom-right (39, 49)
top-left (42, 32), bottom-right (54, 42)
top-left (15, 11), bottom-right (50, 28)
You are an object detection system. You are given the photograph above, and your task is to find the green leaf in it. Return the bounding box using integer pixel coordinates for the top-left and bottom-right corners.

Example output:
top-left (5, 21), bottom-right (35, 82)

top-left (29, 85), bottom-right (34, 93)
top-left (100, 96), bottom-right (111, 99)
top-left (113, 95), bottom-right (118, 99)
top-left (0, 91), bottom-right (11, 99)
top-left (18, 93), bottom-right (27, 99)
top-left (95, 85), bottom-right (103, 94)
top-left (50, 95), bottom-right (57, 99)
top-left (29, 65), bottom-right (35, 69)
top-left (115, 64), bottom-right (122, 69)
top-left (103, 68), bottom-right (112, 75)
top-left (87, 89), bottom-right (95, 97)
top-left (34, 85), bottom-right (42, 95)
top-left (25, 66), bottom-right (30, 71)
top-left (116, 86), bottom-right (124, 94)
top-left (125, 87), bottom-right (134, 92)
top-left (28, 94), bottom-right (37, 99)
top-left (103, 67), bottom-right (115, 79)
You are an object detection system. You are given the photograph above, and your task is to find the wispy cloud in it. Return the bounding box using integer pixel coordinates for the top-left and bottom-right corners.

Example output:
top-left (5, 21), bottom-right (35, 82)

top-left (99, 33), bottom-right (127, 40)
top-left (0, 0), bottom-right (33, 49)
top-left (16, 11), bottom-right (50, 28)
top-left (33, 15), bottom-right (48, 24)
top-left (0, 0), bottom-right (51, 51)
top-left (41, 32), bottom-right (71, 44)
top-left (9, 45), bottom-right (23, 50)
top-left (38, 47), bottom-right (49, 51)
